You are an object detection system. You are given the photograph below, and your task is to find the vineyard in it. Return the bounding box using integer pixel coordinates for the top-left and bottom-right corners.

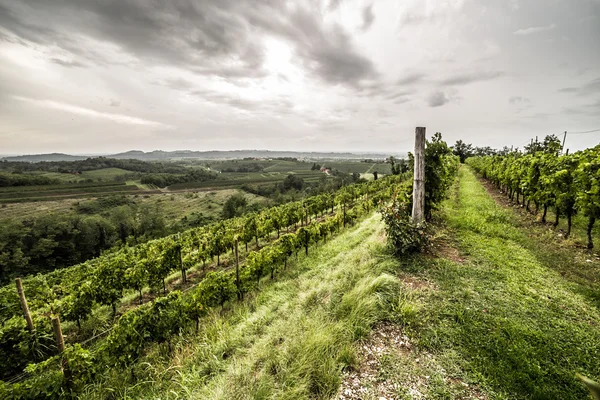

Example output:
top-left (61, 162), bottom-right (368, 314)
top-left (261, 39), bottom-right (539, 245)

top-left (467, 140), bottom-right (600, 248)
top-left (0, 171), bottom-right (415, 398)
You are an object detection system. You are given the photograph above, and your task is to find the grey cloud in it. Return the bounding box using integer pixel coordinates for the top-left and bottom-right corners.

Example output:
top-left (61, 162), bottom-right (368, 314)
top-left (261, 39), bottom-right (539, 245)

top-left (0, 0), bottom-right (376, 89)
top-left (361, 4), bottom-right (375, 31)
top-left (393, 97), bottom-right (411, 105)
top-left (191, 89), bottom-right (295, 114)
top-left (328, 0), bottom-right (342, 11)
top-left (558, 77), bottom-right (600, 96)
top-left (263, 8), bottom-right (378, 87)
top-left (385, 90), bottom-right (412, 101)
top-left (514, 24), bottom-right (556, 35)
top-left (428, 91), bottom-right (449, 107)
top-left (155, 78), bottom-right (197, 91)
top-left (49, 58), bottom-right (86, 68)
top-left (441, 71), bottom-right (504, 86)
top-left (509, 96), bottom-right (531, 105)
top-left (396, 73), bottom-right (425, 86)
top-left (563, 98), bottom-right (600, 116)
top-left (109, 99), bottom-right (121, 108)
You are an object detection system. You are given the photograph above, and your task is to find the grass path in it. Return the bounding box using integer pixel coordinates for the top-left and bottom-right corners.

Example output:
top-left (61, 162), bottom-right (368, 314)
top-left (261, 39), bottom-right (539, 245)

top-left (386, 166), bottom-right (600, 399)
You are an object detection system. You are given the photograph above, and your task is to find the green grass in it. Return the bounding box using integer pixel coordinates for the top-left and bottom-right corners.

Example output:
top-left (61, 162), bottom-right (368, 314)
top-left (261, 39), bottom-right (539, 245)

top-left (81, 213), bottom-right (405, 399)
top-left (389, 167), bottom-right (600, 399)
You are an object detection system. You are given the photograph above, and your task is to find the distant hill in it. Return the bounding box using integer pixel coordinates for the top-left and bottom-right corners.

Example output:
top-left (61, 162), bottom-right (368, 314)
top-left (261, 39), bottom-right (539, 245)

top-left (1, 153), bottom-right (89, 162)
top-left (2, 150), bottom-right (404, 163)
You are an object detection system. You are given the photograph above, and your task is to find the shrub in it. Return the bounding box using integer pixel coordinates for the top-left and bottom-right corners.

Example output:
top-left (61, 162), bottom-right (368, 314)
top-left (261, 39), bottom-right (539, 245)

top-left (380, 190), bottom-right (428, 255)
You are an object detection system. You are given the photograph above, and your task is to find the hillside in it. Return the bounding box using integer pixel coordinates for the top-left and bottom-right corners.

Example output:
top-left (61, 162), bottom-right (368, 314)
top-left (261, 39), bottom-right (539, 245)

top-left (76, 167), bottom-right (600, 399)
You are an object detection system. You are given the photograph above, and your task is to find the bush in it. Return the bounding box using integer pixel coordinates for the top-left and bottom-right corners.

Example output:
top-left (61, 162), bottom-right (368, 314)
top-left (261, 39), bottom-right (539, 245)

top-left (380, 190), bottom-right (428, 255)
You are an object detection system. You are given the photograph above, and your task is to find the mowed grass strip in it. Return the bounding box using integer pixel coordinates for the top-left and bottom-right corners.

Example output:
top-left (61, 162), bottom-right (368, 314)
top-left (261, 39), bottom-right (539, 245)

top-left (82, 213), bottom-right (404, 399)
top-left (399, 167), bottom-right (600, 399)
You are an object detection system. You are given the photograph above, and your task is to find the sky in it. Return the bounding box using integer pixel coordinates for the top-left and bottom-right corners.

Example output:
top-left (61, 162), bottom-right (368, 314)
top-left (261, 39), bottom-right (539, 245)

top-left (0, 0), bottom-right (599, 155)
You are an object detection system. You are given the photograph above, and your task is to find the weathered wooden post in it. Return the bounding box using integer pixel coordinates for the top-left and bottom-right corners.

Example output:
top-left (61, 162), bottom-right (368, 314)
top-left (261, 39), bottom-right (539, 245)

top-left (412, 127), bottom-right (426, 224)
top-left (16, 278), bottom-right (34, 331)
top-left (52, 316), bottom-right (73, 390)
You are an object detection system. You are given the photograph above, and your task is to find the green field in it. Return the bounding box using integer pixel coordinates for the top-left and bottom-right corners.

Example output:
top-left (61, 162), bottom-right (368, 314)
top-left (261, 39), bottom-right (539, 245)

top-left (169, 170), bottom-right (325, 190)
top-left (0, 188), bottom-right (265, 224)
top-left (29, 167), bottom-right (138, 183)
top-left (0, 182), bottom-right (146, 203)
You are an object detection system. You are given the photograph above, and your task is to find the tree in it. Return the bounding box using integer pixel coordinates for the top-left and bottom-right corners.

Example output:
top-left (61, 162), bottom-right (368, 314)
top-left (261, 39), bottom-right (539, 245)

top-left (282, 174), bottom-right (305, 191)
top-left (452, 140), bottom-right (474, 163)
top-left (221, 193), bottom-right (248, 219)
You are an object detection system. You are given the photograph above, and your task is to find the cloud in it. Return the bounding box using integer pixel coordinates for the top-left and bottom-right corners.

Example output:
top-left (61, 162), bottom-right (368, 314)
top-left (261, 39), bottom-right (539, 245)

top-left (441, 70), bottom-right (504, 86)
top-left (328, 0), bottom-right (342, 11)
top-left (396, 73), bottom-right (425, 86)
top-left (386, 91), bottom-right (413, 100)
top-left (49, 58), bottom-right (86, 68)
top-left (190, 89), bottom-right (295, 114)
top-left (558, 77), bottom-right (600, 96)
top-left (155, 78), bottom-right (196, 91)
top-left (393, 97), bottom-right (411, 105)
top-left (514, 24), bottom-right (556, 35)
top-left (0, 0), bottom-right (376, 89)
top-left (109, 99), bottom-right (121, 108)
top-left (509, 96), bottom-right (531, 105)
top-left (428, 91), bottom-right (450, 107)
top-left (361, 4), bottom-right (375, 31)
top-left (12, 96), bottom-right (171, 128)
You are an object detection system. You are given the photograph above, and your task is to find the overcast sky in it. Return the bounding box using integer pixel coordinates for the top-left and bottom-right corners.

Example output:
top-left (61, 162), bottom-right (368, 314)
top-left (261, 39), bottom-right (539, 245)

top-left (0, 0), bottom-right (599, 155)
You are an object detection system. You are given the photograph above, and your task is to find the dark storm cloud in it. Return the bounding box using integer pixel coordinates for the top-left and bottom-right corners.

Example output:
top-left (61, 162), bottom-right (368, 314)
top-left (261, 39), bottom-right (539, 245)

top-left (0, 0), bottom-right (376, 89)
top-left (428, 91), bottom-right (449, 107)
top-left (440, 70), bottom-right (504, 86)
top-left (361, 4), bottom-right (375, 31)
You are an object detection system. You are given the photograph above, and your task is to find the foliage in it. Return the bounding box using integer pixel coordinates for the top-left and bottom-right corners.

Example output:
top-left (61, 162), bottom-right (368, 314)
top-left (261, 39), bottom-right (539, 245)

top-left (0, 173), bottom-right (404, 390)
top-left (408, 133), bottom-right (460, 221)
top-left (468, 141), bottom-right (600, 245)
top-left (281, 174), bottom-right (305, 191)
top-left (221, 193), bottom-right (248, 219)
top-left (380, 186), bottom-right (429, 255)
top-left (452, 140), bottom-right (474, 163)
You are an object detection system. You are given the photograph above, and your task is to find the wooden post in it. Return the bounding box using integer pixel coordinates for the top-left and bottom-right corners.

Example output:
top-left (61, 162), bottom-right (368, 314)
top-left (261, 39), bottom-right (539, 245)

top-left (52, 316), bottom-right (65, 353)
top-left (234, 237), bottom-right (240, 300)
top-left (412, 127), bottom-right (426, 224)
top-left (52, 316), bottom-right (73, 391)
top-left (16, 278), bottom-right (34, 331)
